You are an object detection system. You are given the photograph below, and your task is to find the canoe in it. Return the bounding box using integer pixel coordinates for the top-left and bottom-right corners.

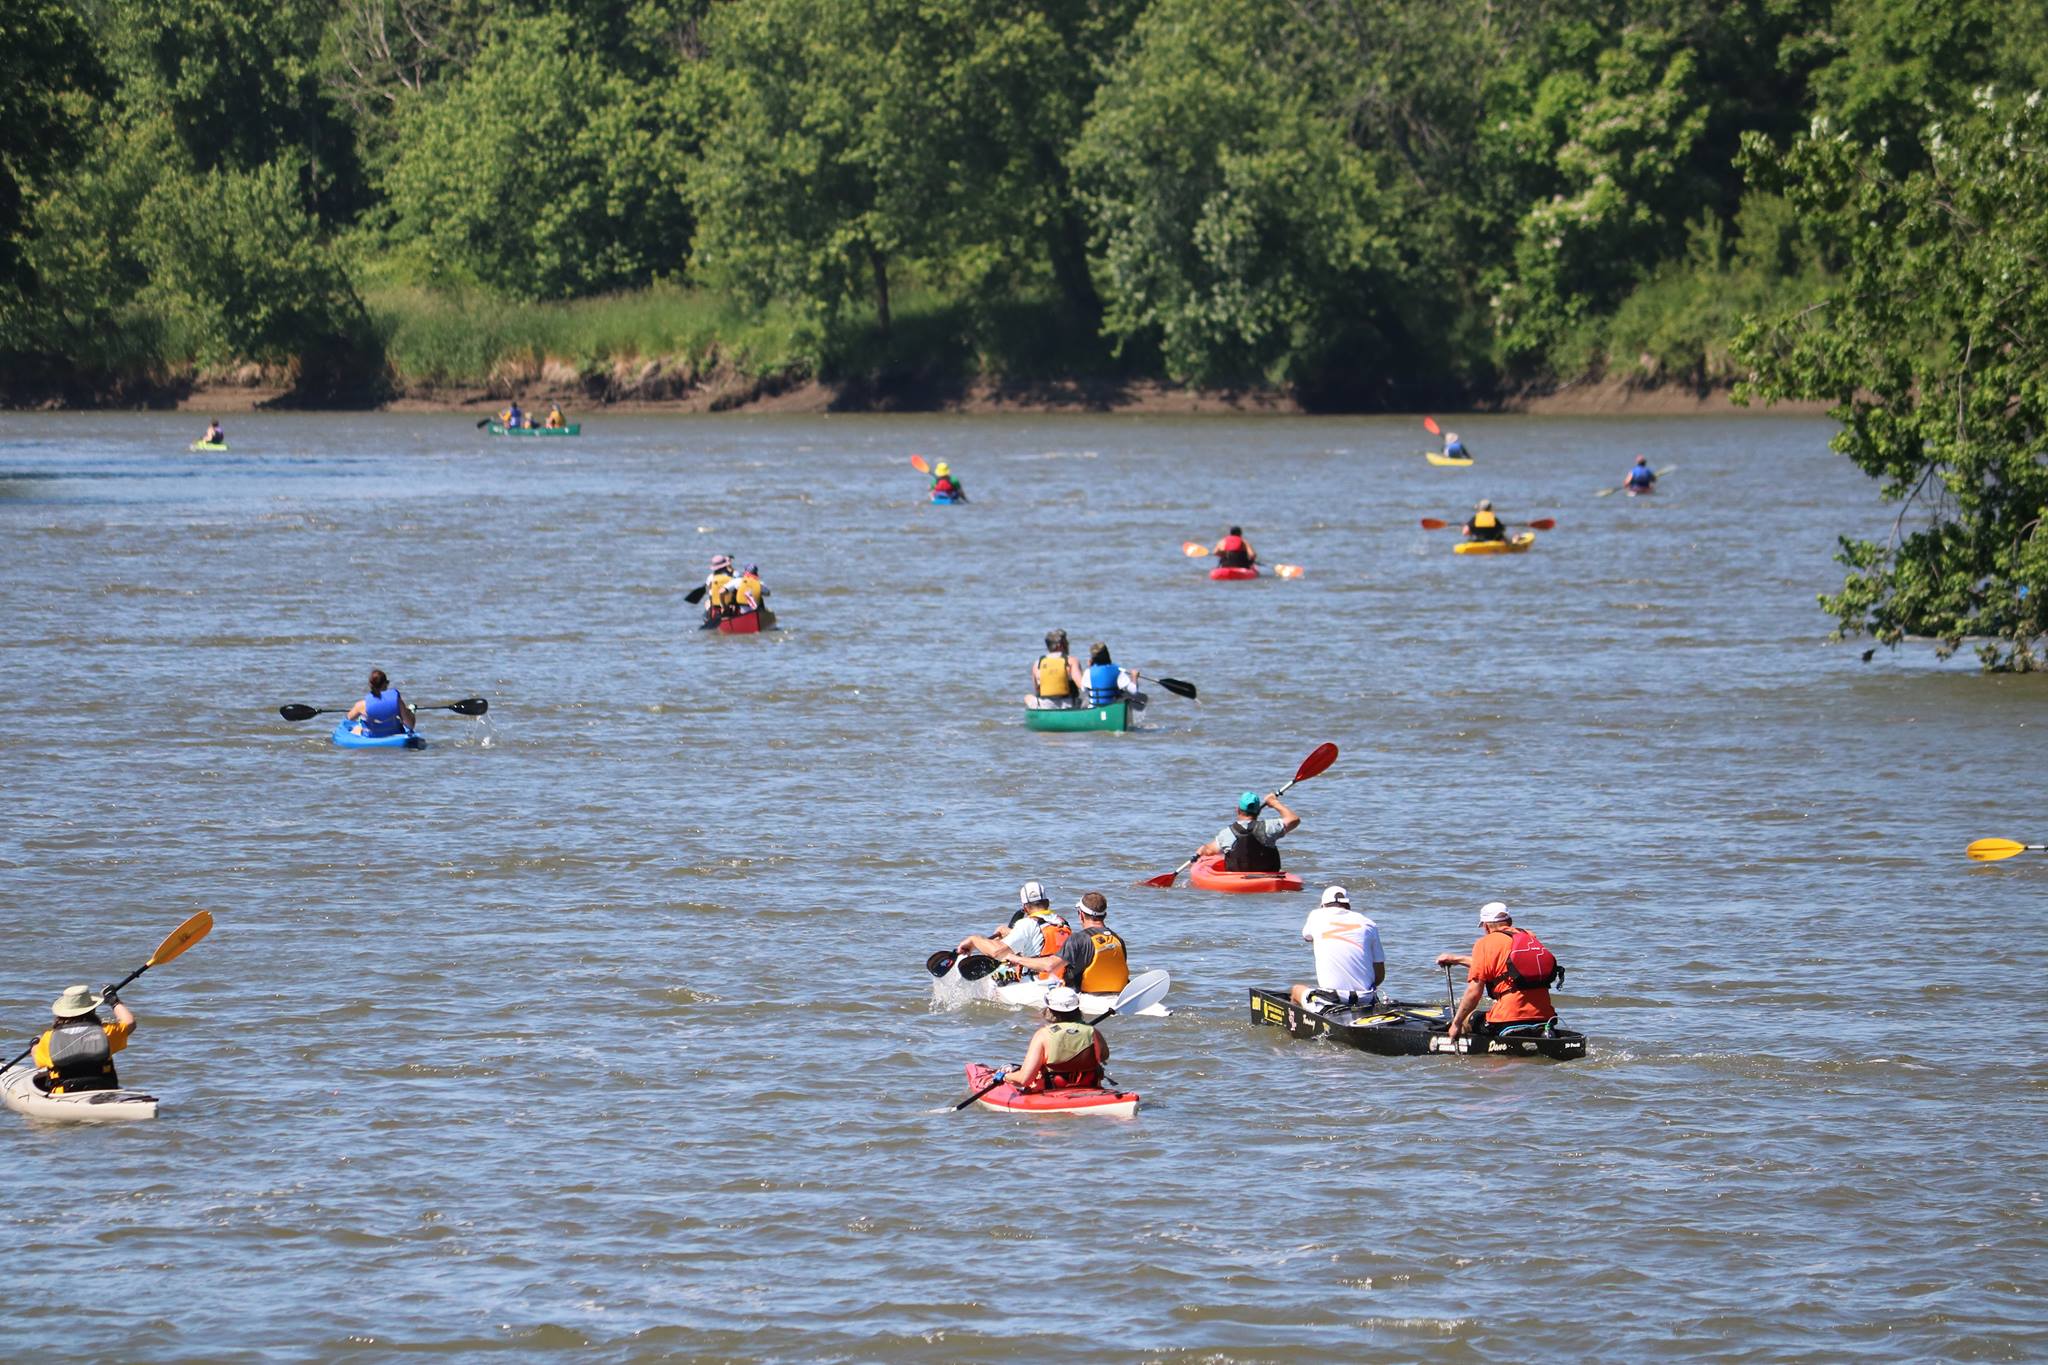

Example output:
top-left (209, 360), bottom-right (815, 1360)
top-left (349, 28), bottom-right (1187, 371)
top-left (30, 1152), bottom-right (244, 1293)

top-left (331, 717), bottom-right (425, 750)
top-left (2, 1068), bottom-right (158, 1122)
top-left (190, 440), bottom-right (228, 452)
top-left (1188, 854), bottom-right (1302, 893)
top-left (1248, 988), bottom-right (1587, 1059)
top-left (1425, 452), bottom-right (1473, 467)
top-left (964, 1062), bottom-right (1139, 1118)
top-left (938, 961), bottom-right (1172, 1018)
top-left (1209, 565), bottom-right (1259, 580)
top-left (486, 422), bottom-right (580, 437)
top-left (1024, 699), bottom-right (1129, 732)
top-left (717, 611), bottom-right (763, 635)
top-left (1453, 531), bottom-right (1536, 555)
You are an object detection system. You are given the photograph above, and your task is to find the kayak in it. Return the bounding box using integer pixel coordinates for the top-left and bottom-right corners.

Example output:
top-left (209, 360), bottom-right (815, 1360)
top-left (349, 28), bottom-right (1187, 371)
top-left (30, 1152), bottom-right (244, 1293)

top-left (331, 717), bottom-right (425, 750)
top-left (486, 422), bottom-right (579, 436)
top-left (1453, 531), bottom-right (1536, 555)
top-left (190, 440), bottom-right (228, 452)
top-left (2, 1067), bottom-right (159, 1122)
top-left (1188, 854), bottom-right (1302, 894)
top-left (1424, 452), bottom-right (1473, 467)
top-left (1024, 699), bottom-right (1129, 732)
top-left (931, 492), bottom-right (961, 504)
top-left (963, 1062), bottom-right (1139, 1118)
top-left (938, 962), bottom-right (1172, 1018)
top-left (1248, 988), bottom-right (1587, 1059)
top-left (1209, 565), bottom-right (1259, 581)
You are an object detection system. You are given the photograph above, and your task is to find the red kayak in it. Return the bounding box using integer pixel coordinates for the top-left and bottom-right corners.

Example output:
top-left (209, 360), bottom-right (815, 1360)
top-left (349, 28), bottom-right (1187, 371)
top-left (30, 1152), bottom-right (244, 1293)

top-left (1188, 854), bottom-right (1302, 893)
top-left (716, 612), bottom-right (762, 634)
top-left (1209, 565), bottom-right (1259, 581)
top-left (963, 1063), bottom-right (1139, 1118)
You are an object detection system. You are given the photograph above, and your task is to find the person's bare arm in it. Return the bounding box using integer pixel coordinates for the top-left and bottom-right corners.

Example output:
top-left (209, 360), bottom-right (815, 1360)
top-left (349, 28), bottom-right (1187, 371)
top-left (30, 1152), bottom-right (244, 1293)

top-left (1009, 1032), bottom-right (1050, 1089)
top-left (1263, 796), bottom-right (1300, 835)
top-left (1446, 979), bottom-right (1485, 1038)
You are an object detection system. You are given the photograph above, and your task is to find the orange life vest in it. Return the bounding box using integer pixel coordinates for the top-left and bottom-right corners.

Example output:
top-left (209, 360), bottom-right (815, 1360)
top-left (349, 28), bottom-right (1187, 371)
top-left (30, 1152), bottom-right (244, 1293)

top-left (1077, 927), bottom-right (1129, 993)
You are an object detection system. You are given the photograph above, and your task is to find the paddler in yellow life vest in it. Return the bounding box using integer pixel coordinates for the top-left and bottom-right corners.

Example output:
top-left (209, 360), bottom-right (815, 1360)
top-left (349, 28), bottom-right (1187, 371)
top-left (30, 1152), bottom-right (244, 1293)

top-left (1000, 892), bottom-right (1129, 995)
top-left (957, 880), bottom-right (1072, 979)
top-left (1462, 499), bottom-right (1507, 543)
top-left (701, 554), bottom-right (738, 628)
top-left (545, 405), bottom-right (566, 429)
top-left (1030, 629), bottom-right (1086, 707)
top-left (30, 984), bottom-right (136, 1096)
top-left (734, 562), bottom-right (770, 623)
top-left (1001, 984), bottom-right (1109, 1092)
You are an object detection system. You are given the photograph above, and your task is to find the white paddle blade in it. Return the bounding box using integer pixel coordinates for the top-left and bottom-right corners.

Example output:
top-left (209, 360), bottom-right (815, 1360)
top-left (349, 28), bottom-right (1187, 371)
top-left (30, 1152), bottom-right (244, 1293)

top-left (1112, 970), bottom-right (1171, 1017)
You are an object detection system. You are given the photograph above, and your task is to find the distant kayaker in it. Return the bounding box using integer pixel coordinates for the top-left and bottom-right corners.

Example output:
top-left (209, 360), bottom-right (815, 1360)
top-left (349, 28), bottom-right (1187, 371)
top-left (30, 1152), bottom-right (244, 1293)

top-left (545, 405), bottom-right (566, 430)
top-left (1197, 791), bottom-right (1300, 873)
top-left (1624, 456), bottom-right (1657, 493)
top-left (1002, 893), bottom-right (1129, 994)
top-left (1435, 902), bottom-right (1563, 1040)
top-left (957, 880), bottom-right (1071, 968)
top-left (930, 461), bottom-right (966, 501)
top-left (30, 984), bottom-right (136, 1096)
top-left (345, 668), bottom-right (415, 737)
top-left (702, 555), bottom-right (737, 627)
top-left (1290, 885), bottom-right (1385, 1012)
top-left (1084, 642), bottom-right (1142, 709)
top-left (1001, 984), bottom-right (1108, 1092)
top-left (200, 419), bottom-right (224, 445)
top-left (1443, 430), bottom-right (1471, 460)
top-left (1031, 629), bottom-right (1086, 706)
top-left (1462, 499), bottom-right (1507, 543)
top-left (1213, 526), bottom-right (1257, 570)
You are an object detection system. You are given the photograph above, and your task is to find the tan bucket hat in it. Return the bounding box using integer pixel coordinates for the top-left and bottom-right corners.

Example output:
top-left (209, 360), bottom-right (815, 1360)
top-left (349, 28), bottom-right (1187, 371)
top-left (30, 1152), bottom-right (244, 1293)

top-left (51, 984), bottom-right (102, 1017)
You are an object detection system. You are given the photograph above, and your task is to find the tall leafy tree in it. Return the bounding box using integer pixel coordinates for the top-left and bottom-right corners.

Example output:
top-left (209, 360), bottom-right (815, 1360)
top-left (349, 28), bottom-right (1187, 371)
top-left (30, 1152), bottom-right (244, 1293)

top-left (0, 0), bottom-right (106, 296)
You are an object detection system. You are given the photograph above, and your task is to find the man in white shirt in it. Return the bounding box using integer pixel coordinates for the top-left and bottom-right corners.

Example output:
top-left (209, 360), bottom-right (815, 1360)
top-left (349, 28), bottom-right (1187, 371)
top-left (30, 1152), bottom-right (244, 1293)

top-left (1290, 885), bottom-right (1385, 1012)
top-left (956, 880), bottom-right (1068, 962)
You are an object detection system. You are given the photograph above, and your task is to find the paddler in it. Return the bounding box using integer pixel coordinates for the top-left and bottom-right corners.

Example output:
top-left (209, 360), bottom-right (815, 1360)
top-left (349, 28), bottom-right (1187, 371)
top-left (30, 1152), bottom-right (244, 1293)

top-left (734, 562), bottom-right (769, 620)
top-left (1462, 499), bottom-right (1507, 543)
top-left (1083, 642), bottom-right (1143, 710)
top-left (1031, 629), bottom-right (1086, 707)
top-left (545, 404), bottom-right (567, 429)
top-left (1435, 902), bottom-right (1563, 1041)
top-left (1001, 893), bottom-right (1129, 994)
top-left (1212, 525), bottom-right (1257, 570)
top-left (1000, 984), bottom-right (1108, 1092)
top-left (956, 880), bottom-right (1070, 970)
top-left (1290, 885), bottom-right (1384, 1012)
top-left (345, 668), bottom-right (415, 737)
top-left (1196, 791), bottom-right (1299, 874)
top-left (930, 461), bottom-right (966, 501)
top-left (500, 400), bottom-right (525, 430)
top-left (200, 419), bottom-right (224, 446)
top-left (1442, 430), bottom-right (1471, 461)
top-left (28, 984), bottom-right (136, 1096)
top-left (701, 555), bottom-right (737, 627)
top-left (1623, 456), bottom-right (1656, 493)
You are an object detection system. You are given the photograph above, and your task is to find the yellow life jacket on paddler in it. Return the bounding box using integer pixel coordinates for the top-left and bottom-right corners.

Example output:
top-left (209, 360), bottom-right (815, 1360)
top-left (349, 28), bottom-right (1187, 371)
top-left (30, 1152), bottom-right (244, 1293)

top-left (1077, 927), bottom-right (1129, 993)
top-left (737, 573), bottom-right (765, 610)
top-left (1472, 509), bottom-right (1499, 532)
top-left (706, 572), bottom-right (737, 610)
top-left (1036, 653), bottom-right (1074, 698)
top-left (1041, 1021), bottom-right (1103, 1088)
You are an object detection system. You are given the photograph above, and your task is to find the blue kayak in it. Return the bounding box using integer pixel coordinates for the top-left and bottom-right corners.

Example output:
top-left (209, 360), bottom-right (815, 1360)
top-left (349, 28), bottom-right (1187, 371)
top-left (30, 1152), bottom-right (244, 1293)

top-left (930, 493), bottom-right (960, 504)
top-left (331, 717), bottom-right (425, 750)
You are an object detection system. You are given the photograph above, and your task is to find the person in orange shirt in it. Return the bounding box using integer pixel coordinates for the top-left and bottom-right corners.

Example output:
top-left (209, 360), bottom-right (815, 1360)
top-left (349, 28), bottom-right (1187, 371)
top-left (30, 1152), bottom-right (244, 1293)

top-left (1435, 901), bottom-right (1558, 1041)
top-left (30, 984), bottom-right (137, 1095)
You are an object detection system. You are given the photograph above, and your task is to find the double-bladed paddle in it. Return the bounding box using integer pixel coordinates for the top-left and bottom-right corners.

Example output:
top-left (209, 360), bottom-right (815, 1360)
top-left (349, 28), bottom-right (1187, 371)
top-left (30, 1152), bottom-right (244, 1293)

top-left (925, 951), bottom-right (1004, 982)
top-left (1967, 838), bottom-right (2045, 862)
top-left (280, 698), bottom-right (489, 722)
top-left (951, 969), bottom-right (1171, 1111)
top-left (1139, 742), bottom-right (1339, 887)
top-left (1, 911), bottom-right (214, 1076)
top-left (1181, 540), bottom-right (1304, 578)
top-left (1420, 517), bottom-right (1556, 531)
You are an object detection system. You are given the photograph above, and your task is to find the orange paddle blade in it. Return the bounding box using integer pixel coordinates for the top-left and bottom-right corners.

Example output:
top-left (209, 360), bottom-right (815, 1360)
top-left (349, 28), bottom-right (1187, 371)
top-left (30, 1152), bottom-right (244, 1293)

top-left (909, 454), bottom-right (930, 473)
top-left (1274, 564), bottom-right (1304, 579)
top-left (1182, 541), bottom-right (1210, 557)
top-left (1139, 871), bottom-right (1179, 887)
top-left (1293, 742), bottom-right (1339, 783)
top-left (148, 910), bottom-right (214, 966)
top-left (1525, 518), bottom-right (1557, 531)
top-left (1419, 518), bottom-right (1451, 530)
top-left (1967, 838), bottom-right (2039, 862)
top-left (1423, 416), bottom-right (1441, 435)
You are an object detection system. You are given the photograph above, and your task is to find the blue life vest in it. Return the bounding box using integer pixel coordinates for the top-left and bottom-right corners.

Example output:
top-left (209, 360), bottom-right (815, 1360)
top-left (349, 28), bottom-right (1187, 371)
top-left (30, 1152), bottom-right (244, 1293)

top-left (1445, 438), bottom-right (1467, 458)
top-left (1627, 464), bottom-right (1654, 487)
top-left (1086, 663), bottom-right (1122, 706)
top-left (361, 688), bottom-right (404, 737)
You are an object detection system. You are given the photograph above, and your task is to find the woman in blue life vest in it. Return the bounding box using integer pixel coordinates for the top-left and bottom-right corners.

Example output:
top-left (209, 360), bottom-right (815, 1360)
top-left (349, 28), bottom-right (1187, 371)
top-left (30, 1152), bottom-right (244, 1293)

top-left (345, 668), bottom-right (416, 738)
top-left (1625, 456), bottom-right (1657, 492)
top-left (1085, 642), bottom-right (1140, 707)
top-left (1443, 431), bottom-right (1470, 460)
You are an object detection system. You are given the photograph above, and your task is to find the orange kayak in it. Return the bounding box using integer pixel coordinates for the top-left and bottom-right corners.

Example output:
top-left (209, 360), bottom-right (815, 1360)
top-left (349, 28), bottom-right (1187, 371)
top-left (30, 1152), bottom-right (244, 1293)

top-left (1188, 854), bottom-right (1303, 893)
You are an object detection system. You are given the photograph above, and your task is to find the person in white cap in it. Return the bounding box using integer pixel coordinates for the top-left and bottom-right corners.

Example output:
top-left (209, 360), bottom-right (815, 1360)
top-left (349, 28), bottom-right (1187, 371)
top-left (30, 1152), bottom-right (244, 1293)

top-left (999, 984), bottom-right (1110, 1092)
top-left (30, 984), bottom-right (137, 1095)
top-left (1290, 885), bottom-right (1385, 1013)
top-left (1435, 902), bottom-right (1563, 1040)
top-left (955, 881), bottom-right (1071, 970)
top-left (1001, 891), bottom-right (1129, 994)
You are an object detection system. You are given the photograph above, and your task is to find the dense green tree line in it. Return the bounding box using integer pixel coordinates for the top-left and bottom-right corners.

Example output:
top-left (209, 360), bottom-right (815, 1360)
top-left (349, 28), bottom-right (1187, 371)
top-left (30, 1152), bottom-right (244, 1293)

top-left (0, 0), bottom-right (2043, 657)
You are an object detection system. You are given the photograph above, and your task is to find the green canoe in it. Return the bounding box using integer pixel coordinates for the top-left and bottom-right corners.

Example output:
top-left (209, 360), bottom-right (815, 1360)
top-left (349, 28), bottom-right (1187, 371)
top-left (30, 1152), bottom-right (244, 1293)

top-left (1024, 700), bottom-right (1130, 732)
top-left (486, 422), bottom-right (580, 437)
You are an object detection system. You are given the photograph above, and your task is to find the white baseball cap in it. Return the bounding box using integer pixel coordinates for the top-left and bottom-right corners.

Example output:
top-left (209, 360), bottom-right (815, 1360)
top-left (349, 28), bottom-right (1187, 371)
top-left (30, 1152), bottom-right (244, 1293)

top-left (1320, 885), bottom-right (1350, 908)
top-left (1479, 901), bottom-right (1511, 924)
top-left (1018, 880), bottom-right (1049, 908)
top-left (1044, 985), bottom-right (1081, 1012)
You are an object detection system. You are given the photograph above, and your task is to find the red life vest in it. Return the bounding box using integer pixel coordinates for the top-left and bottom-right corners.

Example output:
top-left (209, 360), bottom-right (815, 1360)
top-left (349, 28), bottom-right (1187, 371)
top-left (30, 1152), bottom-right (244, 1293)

top-left (1504, 929), bottom-right (1563, 990)
top-left (1031, 919), bottom-right (1072, 981)
top-left (1042, 1029), bottom-right (1105, 1089)
top-left (1215, 534), bottom-right (1251, 568)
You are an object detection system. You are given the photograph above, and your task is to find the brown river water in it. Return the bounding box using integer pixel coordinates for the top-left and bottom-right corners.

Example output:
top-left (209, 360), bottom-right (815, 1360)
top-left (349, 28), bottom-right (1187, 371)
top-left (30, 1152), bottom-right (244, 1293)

top-left (1, 412), bottom-right (2042, 1361)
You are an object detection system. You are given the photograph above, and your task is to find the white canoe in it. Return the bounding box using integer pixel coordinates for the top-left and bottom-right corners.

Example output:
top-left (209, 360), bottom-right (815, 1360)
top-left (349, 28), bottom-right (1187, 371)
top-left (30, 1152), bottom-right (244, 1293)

top-left (941, 970), bottom-right (1172, 1018)
top-left (1, 1067), bottom-right (158, 1123)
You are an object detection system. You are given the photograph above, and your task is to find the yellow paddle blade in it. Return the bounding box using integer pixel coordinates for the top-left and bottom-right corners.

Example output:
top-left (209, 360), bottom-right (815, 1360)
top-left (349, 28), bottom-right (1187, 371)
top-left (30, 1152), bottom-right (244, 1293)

top-left (1181, 541), bottom-right (1209, 557)
top-left (1967, 838), bottom-right (2036, 862)
top-left (147, 910), bottom-right (214, 965)
top-left (1274, 564), bottom-right (1305, 578)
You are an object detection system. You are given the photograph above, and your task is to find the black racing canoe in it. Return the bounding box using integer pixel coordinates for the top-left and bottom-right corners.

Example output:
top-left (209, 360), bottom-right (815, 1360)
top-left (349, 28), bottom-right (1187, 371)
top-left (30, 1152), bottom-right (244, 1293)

top-left (1248, 989), bottom-right (1588, 1060)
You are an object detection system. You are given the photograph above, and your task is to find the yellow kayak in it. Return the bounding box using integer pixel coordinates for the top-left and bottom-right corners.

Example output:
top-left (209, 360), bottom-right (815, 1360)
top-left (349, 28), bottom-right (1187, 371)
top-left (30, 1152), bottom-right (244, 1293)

top-left (1453, 531), bottom-right (1536, 555)
top-left (1425, 452), bottom-right (1473, 467)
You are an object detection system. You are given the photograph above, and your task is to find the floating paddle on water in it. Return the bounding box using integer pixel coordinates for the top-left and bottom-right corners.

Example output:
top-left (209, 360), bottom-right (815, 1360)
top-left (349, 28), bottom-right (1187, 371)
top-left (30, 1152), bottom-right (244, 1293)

top-left (1140, 742), bottom-right (1339, 886)
top-left (1420, 517), bottom-right (1555, 531)
top-left (280, 698), bottom-right (488, 722)
top-left (1, 911), bottom-right (214, 1076)
top-left (1595, 465), bottom-right (1675, 497)
top-left (951, 969), bottom-right (1169, 1111)
top-left (1967, 838), bottom-right (2045, 862)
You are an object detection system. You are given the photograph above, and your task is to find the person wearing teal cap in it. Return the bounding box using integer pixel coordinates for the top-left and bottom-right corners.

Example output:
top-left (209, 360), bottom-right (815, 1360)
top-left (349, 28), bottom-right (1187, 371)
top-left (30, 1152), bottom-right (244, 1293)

top-left (1196, 789), bottom-right (1300, 874)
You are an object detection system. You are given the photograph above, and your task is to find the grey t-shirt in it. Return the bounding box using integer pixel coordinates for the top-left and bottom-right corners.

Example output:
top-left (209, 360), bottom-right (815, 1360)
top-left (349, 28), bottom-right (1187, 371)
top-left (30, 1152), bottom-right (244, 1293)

top-left (1213, 816), bottom-right (1288, 853)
